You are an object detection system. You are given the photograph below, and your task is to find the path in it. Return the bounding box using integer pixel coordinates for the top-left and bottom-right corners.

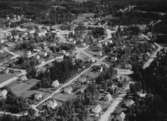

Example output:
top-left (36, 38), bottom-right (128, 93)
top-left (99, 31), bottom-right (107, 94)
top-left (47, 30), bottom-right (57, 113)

top-left (0, 111), bottom-right (28, 117)
top-left (143, 43), bottom-right (163, 69)
top-left (36, 57), bottom-right (58, 69)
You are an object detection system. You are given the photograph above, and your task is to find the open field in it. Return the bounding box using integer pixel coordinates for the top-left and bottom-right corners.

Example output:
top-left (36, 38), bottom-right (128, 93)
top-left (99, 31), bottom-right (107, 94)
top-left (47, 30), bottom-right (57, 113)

top-left (0, 73), bottom-right (17, 84)
top-left (7, 79), bottom-right (40, 97)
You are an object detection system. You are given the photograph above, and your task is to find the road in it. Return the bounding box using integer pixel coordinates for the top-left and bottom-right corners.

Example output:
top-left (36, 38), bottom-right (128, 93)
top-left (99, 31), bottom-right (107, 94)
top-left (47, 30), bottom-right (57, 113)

top-left (143, 43), bottom-right (163, 69)
top-left (0, 48), bottom-right (19, 66)
top-left (99, 83), bottom-right (130, 121)
top-left (36, 57), bottom-right (58, 69)
top-left (3, 47), bottom-right (19, 57)
top-left (36, 45), bottom-right (100, 69)
top-left (37, 21), bottom-right (112, 69)
top-left (33, 53), bottom-right (107, 108)
top-left (99, 29), bottom-right (116, 43)
top-left (99, 43), bottom-right (163, 121)
top-left (33, 26), bottom-right (112, 109)
top-left (76, 46), bottom-right (109, 67)
top-left (0, 68), bottom-right (26, 88)
top-left (136, 10), bottom-right (166, 16)
top-left (0, 111), bottom-right (28, 117)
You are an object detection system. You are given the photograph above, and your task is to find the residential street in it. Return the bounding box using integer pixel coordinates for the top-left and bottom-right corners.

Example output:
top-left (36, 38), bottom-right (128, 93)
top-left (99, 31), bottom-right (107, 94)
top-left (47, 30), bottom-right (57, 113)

top-left (99, 43), bottom-right (163, 121)
top-left (99, 82), bottom-right (130, 121)
top-left (33, 49), bottom-right (107, 109)
top-left (143, 43), bottom-right (163, 69)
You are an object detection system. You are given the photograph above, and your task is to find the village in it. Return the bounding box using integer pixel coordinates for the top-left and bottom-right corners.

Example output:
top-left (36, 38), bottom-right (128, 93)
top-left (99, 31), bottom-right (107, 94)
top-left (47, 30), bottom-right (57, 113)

top-left (0, 0), bottom-right (167, 121)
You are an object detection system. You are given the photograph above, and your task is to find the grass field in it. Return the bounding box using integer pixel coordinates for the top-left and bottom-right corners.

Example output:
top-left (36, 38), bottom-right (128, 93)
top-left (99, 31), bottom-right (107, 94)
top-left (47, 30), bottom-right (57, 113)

top-left (7, 79), bottom-right (40, 97)
top-left (0, 73), bottom-right (16, 83)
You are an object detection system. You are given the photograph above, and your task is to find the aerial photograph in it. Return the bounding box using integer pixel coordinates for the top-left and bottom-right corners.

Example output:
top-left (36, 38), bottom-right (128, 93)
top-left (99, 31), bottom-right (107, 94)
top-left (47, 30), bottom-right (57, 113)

top-left (0, 0), bottom-right (166, 121)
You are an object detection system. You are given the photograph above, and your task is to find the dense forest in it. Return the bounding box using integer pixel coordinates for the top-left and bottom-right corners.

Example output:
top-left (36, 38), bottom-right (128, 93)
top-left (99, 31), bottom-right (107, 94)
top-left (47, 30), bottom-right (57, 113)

top-left (33, 56), bottom-right (80, 88)
top-left (0, 0), bottom-right (166, 24)
top-left (129, 49), bottom-right (167, 121)
top-left (0, 90), bottom-right (28, 113)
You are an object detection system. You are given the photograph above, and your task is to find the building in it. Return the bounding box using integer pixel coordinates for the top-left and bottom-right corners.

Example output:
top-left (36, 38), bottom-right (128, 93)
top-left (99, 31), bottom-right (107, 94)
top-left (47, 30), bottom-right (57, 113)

top-left (34, 93), bottom-right (43, 101)
top-left (63, 86), bottom-right (73, 94)
top-left (92, 104), bottom-right (102, 116)
top-left (0, 89), bottom-right (8, 99)
top-left (79, 77), bottom-right (87, 83)
top-left (52, 80), bottom-right (60, 88)
top-left (20, 75), bottom-right (28, 81)
top-left (104, 93), bottom-right (113, 102)
top-left (56, 55), bottom-right (64, 62)
top-left (46, 99), bottom-right (58, 109)
top-left (124, 99), bottom-right (135, 108)
top-left (137, 91), bottom-right (147, 98)
top-left (120, 112), bottom-right (126, 121)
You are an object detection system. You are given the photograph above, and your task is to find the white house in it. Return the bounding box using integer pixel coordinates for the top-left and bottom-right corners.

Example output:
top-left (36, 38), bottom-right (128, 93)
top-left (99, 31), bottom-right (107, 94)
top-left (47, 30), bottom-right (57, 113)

top-left (34, 93), bottom-right (43, 101)
top-left (63, 86), bottom-right (73, 94)
top-left (120, 112), bottom-right (126, 121)
top-left (104, 93), bottom-right (113, 102)
top-left (52, 80), bottom-right (60, 88)
top-left (46, 99), bottom-right (58, 109)
top-left (20, 75), bottom-right (28, 81)
top-left (0, 89), bottom-right (8, 99)
top-left (92, 104), bottom-right (102, 116)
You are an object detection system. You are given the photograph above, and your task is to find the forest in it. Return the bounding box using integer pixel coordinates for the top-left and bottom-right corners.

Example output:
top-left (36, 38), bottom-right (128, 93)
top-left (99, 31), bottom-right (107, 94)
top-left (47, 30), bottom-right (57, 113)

top-left (0, 90), bottom-right (28, 113)
top-left (128, 49), bottom-right (167, 121)
top-left (0, 66), bottom-right (115, 121)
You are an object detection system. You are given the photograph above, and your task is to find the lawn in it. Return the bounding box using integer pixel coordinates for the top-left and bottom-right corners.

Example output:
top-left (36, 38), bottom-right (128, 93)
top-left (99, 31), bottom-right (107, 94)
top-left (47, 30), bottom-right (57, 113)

top-left (0, 73), bottom-right (16, 83)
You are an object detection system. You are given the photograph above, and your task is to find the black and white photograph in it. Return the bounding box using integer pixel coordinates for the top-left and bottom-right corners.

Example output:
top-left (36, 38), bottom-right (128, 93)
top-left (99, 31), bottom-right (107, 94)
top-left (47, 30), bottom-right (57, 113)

top-left (0, 0), bottom-right (166, 121)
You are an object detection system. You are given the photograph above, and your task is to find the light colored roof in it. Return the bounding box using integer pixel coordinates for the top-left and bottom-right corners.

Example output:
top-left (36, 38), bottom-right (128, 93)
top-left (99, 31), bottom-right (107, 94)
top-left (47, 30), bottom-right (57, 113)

top-left (92, 104), bottom-right (102, 114)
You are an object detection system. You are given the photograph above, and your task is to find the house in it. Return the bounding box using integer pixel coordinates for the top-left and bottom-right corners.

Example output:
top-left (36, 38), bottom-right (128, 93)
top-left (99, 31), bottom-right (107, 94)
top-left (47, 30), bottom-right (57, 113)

top-left (100, 66), bottom-right (103, 72)
top-left (52, 80), bottom-right (60, 88)
top-left (124, 64), bottom-right (132, 70)
top-left (120, 112), bottom-right (126, 121)
top-left (92, 104), bottom-right (102, 116)
top-left (20, 75), bottom-right (28, 81)
top-left (124, 99), bottom-right (135, 108)
top-left (139, 33), bottom-right (151, 41)
top-left (0, 89), bottom-right (8, 99)
top-left (104, 93), bottom-right (113, 102)
top-left (56, 55), bottom-right (64, 62)
top-left (137, 91), bottom-right (147, 98)
top-left (46, 99), bottom-right (58, 109)
top-left (79, 77), bottom-right (87, 83)
top-left (111, 84), bottom-right (118, 94)
top-left (0, 39), bottom-right (6, 44)
top-left (34, 93), bottom-right (43, 101)
top-left (63, 86), bottom-right (73, 94)
top-left (26, 51), bottom-right (32, 58)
